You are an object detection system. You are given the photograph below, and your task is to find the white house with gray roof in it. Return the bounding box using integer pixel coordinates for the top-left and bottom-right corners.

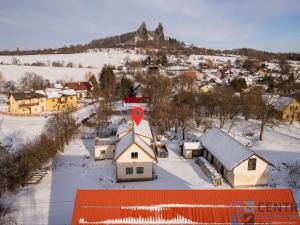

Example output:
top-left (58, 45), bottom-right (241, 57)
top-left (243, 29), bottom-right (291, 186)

top-left (199, 128), bottom-right (271, 187)
top-left (114, 120), bottom-right (156, 182)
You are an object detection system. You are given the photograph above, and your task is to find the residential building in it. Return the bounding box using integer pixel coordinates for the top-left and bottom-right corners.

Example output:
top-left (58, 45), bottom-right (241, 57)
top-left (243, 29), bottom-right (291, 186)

top-left (8, 91), bottom-right (47, 114)
top-left (274, 96), bottom-right (300, 121)
top-left (45, 88), bottom-right (77, 111)
top-left (113, 131), bottom-right (157, 182)
top-left (182, 128), bottom-right (271, 187)
top-left (114, 119), bottom-right (156, 182)
top-left (65, 82), bottom-right (92, 99)
top-left (200, 128), bottom-right (271, 187)
top-left (72, 189), bottom-right (300, 225)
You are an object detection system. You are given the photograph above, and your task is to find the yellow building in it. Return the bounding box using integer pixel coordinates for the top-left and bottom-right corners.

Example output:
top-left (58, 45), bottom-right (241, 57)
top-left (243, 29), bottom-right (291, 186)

top-left (45, 89), bottom-right (77, 111)
top-left (8, 92), bottom-right (47, 114)
top-left (274, 96), bottom-right (300, 122)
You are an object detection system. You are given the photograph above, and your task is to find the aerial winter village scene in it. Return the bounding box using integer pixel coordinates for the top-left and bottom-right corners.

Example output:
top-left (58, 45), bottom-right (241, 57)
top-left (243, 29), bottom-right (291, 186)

top-left (1, 1), bottom-right (300, 225)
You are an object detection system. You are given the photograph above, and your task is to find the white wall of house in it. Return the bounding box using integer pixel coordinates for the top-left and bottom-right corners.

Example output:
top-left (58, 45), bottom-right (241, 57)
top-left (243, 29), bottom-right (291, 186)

top-left (115, 144), bottom-right (155, 181)
top-left (116, 162), bottom-right (153, 181)
top-left (95, 145), bottom-right (115, 160)
top-left (232, 155), bottom-right (269, 187)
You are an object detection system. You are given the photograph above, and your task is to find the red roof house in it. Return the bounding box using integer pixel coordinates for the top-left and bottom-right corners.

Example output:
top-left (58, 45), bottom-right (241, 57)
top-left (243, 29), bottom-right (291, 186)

top-left (122, 96), bottom-right (148, 107)
top-left (72, 189), bottom-right (299, 225)
top-left (65, 82), bottom-right (93, 98)
top-left (65, 82), bottom-right (92, 91)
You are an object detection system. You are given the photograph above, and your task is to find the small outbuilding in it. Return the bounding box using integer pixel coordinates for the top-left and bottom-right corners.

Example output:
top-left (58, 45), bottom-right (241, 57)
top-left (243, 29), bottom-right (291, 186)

top-left (155, 142), bottom-right (168, 158)
top-left (94, 137), bottom-right (118, 160)
top-left (183, 142), bottom-right (202, 159)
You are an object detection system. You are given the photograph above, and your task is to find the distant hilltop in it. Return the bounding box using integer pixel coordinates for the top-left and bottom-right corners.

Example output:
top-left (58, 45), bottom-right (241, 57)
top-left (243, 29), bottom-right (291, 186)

top-left (89, 22), bottom-right (166, 48)
top-left (0, 22), bottom-right (300, 60)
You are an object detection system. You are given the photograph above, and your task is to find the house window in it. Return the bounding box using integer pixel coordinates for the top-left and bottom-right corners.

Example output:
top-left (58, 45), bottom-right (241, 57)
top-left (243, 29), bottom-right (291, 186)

top-left (126, 167), bottom-right (133, 175)
top-left (100, 150), bottom-right (105, 155)
top-left (70, 97), bottom-right (73, 100)
top-left (131, 152), bottom-right (138, 159)
top-left (248, 158), bottom-right (257, 170)
top-left (136, 167), bottom-right (144, 174)
top-left (40, 99), bottom-right (44, 102)
top-left (286, 114), bottom-right (289, 120)
top-left (52, 99), bottom-right (55, 102)
top-left (290, 106), bottom-right (293, 110)
top-left (295, 106), bottom-right (299, 110)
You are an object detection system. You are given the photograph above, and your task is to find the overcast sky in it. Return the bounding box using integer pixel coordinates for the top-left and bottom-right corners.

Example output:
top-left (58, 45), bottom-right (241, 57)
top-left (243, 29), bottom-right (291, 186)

top-left (1, 0), bottom-right (300, 52)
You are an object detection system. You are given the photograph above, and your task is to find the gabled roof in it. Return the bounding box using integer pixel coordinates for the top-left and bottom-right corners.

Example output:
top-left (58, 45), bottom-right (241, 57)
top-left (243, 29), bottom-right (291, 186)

top-left (116, 122), bottom-right (131, 136)
top-left (72, 189), bottom-right (300, 225)
top-left (10, 91), bottom-right (45, 101)
top-left (274, 96), bottom-right (296, 111)
top-left (45, 88), bottom-right (77, 99)
top-left (200, 128), bottom-right (268, 170)
top-left (114, 131), bottom-right (156, 161)
top-left (65, 82), bottom-right (92, 91)
top-left (116, 120), bottom-right (153, 140)
top-left (134, 119), bottom-right (153, 139)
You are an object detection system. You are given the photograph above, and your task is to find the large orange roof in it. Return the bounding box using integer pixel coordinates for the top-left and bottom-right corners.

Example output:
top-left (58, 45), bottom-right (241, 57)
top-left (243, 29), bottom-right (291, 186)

top-left (72, 189), bottom-right (300, 225)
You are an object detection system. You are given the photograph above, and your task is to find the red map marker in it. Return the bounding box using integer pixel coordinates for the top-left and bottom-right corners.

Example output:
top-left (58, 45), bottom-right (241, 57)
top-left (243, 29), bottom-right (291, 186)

top-left (131, 106), bottom-right (144, 126)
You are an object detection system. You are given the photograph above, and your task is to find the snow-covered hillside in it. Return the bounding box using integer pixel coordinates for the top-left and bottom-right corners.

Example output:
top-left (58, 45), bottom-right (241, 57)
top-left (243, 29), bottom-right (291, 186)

top-left (0, 49), bottom-right (145, 82)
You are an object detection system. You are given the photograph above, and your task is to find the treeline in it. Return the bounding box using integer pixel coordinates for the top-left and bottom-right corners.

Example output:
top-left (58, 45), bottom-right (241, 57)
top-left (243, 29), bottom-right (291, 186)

top-left (0, 110), bottom-right (78, 201)
top-left (139, 74), bottom-right (280, 140)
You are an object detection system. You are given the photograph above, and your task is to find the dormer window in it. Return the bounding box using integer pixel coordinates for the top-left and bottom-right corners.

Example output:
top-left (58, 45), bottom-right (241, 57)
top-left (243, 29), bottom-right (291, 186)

top-left (131, 152), bottom-right (138, 159)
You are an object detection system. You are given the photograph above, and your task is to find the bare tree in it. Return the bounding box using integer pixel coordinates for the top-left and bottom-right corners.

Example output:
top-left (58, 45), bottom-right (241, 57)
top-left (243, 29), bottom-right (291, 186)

top-left (257, 95), bottom-right (278, 141)
top-left (19, 72), bottom-right (48, 90)
top-left (94, 100), bottom-right (113, 136)
top-left (47, 108), bottom-right (77, 151)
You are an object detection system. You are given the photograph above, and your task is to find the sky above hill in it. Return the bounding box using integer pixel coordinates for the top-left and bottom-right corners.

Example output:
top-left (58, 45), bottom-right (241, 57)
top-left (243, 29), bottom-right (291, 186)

top-left (1, 0), bottom-right (300, 52)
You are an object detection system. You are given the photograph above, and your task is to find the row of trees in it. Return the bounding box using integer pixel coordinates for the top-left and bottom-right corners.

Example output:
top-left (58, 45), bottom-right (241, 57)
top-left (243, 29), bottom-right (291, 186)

top-left (0, 110), bottom-right (78, 215)
top-left (141, 74), bottom-right (277, 141)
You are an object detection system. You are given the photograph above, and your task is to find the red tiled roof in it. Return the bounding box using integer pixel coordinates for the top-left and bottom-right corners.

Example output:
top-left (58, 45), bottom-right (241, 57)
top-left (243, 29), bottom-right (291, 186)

top-left (72, 189), bottom-right (300, 225)
top-left (65, 82), bottom-right (92, 91)
top-left (122, 96), bottom-right (148, 104)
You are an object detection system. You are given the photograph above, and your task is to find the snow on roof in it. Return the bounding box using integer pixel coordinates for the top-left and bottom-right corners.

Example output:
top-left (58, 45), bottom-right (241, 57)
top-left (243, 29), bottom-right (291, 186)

top-left (114, 131), bottom-right (156, 160)
top-left (183, 142), bottom-right (202, 150)
top-left (135, 134), bottom-right (156, 159)
top-left (45, 88), bottom-right (76, 98)
top-left (116, 122), bottom-right (132, 136)
top-left (54, 83), bottom-right (63, 89)
top-left (62, 89), bottom-right (76, 96)
top-left (45, 90), bottom-right (61, 99)
top-left (114, 131), bottom-right (134, 159)
top-left (200, 128), bottom-right (254, 170)
top-left (134, 119), bottom-right (153, 139)
top-left (35, 90), bottom-right (46, 96)
top-left (274, 96), bottom-right (295, 111)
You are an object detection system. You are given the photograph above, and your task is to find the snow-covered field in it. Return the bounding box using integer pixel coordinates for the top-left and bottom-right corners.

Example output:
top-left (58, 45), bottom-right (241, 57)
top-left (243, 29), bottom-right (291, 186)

top-left (0, 49), bottom-right (145, 82)
top-left (5, 118), bottom-right (300, 224)
top-left (0, 114), bottom-right (47, 150)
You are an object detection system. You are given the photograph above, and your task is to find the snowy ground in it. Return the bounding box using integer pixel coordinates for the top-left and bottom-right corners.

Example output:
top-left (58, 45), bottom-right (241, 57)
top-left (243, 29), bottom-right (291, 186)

top-left (0, 114), bottom-right (47, 150)
top-left (0, 49), bottom-right (145, 82)
top-left (8, 134), bottom-right (229, 225)
top-left (4, 118), bottom-right (300, 224)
